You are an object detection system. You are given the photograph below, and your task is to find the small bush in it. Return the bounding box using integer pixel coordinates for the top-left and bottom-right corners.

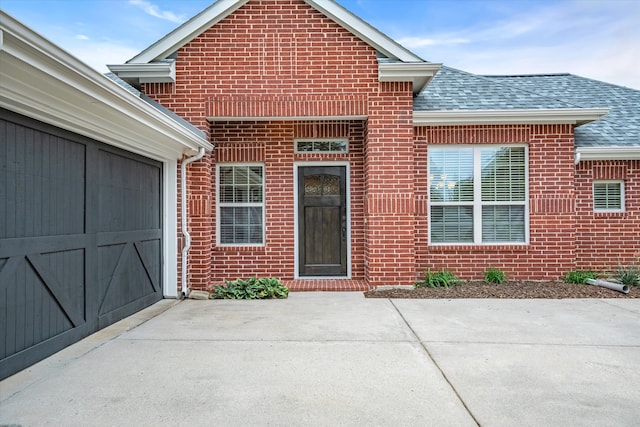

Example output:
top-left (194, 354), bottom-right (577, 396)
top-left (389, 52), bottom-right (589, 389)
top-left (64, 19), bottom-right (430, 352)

top-left (615, 263), bottom-right (640, 287)
top-left (563, 270), bottom-right (599, 284)
top-left (211, 277), bottom-right (289, 299)
top-left (414, 269), bottom-right (460, 289)
top-left (485, 267), bottom-right (506, 284)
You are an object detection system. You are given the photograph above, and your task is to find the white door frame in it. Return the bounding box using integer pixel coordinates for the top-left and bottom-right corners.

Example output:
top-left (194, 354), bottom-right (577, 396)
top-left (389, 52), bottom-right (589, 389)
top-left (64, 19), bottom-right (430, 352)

top-left (293, 161), bottom-right (351, 279)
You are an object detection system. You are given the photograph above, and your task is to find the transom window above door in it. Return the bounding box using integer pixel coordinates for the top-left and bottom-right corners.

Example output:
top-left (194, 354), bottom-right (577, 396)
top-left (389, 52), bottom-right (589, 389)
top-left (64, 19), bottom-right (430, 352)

top-left (217, 164), bottom-right (265, 245)
top-left (428, 145), bottom-right (528, 244)
top-left (295, 139), bottom-right (348, 153)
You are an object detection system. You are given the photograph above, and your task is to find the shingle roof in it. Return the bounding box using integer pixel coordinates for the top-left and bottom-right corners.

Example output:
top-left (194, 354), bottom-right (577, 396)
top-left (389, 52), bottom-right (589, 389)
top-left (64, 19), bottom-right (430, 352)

top-left (484, 74), bottom-right (640, 148)
top-left (414, 66), bottom-right (577, 111)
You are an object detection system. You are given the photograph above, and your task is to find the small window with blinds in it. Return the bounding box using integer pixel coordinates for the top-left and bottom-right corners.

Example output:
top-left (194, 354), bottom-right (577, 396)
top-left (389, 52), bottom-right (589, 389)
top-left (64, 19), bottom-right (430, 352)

top-left (217, 164), bottom-right (265, 245)
top-left (593, 181), bottom-right (624, 212)
top-left (429, 145), bottom-right (528, 244)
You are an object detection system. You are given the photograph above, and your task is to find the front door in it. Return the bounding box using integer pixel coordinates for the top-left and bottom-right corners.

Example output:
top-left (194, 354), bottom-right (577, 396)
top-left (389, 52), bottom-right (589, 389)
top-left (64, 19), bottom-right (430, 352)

top-left (298, 166), bottom-right (347, 276)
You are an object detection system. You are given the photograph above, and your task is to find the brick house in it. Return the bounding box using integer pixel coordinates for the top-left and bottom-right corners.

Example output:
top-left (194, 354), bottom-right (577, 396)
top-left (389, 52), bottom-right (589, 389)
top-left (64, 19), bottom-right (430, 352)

top-left (1, 0), bottom-right (638, 378)
top-left (108, 0), bottom-right (639, 293)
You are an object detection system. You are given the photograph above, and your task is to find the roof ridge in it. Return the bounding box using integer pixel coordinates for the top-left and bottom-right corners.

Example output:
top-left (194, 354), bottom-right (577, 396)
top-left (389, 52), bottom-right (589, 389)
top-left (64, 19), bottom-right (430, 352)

top-left (485, 73), bottom-right (640, 93)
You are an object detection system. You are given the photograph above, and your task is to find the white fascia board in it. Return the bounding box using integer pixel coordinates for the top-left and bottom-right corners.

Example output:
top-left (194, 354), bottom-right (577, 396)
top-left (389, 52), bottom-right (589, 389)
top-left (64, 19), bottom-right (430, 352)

top-left (107, 61), bottom-right (176, 84)
top-left (305, 0), bottom-right (424, 62)
top-left (128, 0), bottom-right (249, 63)
top-left (208, 115), bottom-right (368, 122)
top-left (576, 146), bottom-right (640, 161)
top-left (0, 11), bottom-right (211, 160)
top-left (378, 62), bottom-right (442, 94)
top-left (413, 108), bottom-right (610, 126)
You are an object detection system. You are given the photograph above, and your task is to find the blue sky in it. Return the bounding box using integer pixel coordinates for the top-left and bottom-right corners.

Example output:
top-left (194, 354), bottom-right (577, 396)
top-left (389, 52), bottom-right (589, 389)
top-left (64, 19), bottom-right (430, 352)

top-left (2, 0), bottom-right (639, 89)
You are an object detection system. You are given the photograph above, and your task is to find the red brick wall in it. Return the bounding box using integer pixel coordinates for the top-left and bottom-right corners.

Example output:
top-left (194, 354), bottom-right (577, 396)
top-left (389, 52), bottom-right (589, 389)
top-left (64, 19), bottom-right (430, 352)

top-left (140, 0), bottom-right (384, 290)
top-left (210, 120), bottom-right (366, 284)
top-left (365, 81), bottom-right (416, 286)
top-left (575, 160), bottom-right (640, 272)
top-left (414, 124), bottom-right (578, 281)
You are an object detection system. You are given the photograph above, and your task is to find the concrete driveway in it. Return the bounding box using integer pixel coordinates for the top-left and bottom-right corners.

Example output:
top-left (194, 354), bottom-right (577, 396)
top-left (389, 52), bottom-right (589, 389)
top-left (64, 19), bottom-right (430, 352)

top-left (1, 293), bottom-right (639, 426)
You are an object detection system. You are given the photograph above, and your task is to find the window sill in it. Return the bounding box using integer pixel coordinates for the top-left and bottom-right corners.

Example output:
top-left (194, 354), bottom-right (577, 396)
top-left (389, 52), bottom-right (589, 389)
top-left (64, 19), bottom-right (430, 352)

top-left (593, 211), bottom-right (626, 217)
top-left (214, 245), bottom-right (266, 252)
top-left (428, 244), bottom-right (529, 252)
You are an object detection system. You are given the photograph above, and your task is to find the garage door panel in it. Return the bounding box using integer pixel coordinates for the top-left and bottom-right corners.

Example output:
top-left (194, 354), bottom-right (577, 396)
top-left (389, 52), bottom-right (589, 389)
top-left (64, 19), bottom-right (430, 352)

top-left (1, 109), bottom-right (163, 380)
top-left (97, 240), bottom-right (160, 317)
top-left (98, 149), bottom-right (161, 233)
top-left (1, 120), bottom-right (85, 239)
top-left (0, 255), bottom-right (79, 358)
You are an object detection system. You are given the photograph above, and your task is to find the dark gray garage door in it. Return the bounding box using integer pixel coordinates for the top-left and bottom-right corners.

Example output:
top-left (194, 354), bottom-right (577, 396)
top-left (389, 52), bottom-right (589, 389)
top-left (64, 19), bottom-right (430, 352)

top-left (1, 108), bottom-right (163, 379)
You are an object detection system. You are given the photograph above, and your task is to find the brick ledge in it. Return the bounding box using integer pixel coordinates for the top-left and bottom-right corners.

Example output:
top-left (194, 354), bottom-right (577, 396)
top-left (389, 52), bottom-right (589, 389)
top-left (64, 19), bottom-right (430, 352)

top-left (283, 279), bottom-right (370, 292)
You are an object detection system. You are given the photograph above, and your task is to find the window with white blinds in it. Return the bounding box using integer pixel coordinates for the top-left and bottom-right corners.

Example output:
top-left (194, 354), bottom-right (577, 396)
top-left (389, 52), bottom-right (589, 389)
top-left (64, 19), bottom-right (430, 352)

top-left (593, 181), bottom-right (624, 212)
top-left (429, 145), bottom-right (528, 244)
top-left (217, 164), bottom-right (265, 245)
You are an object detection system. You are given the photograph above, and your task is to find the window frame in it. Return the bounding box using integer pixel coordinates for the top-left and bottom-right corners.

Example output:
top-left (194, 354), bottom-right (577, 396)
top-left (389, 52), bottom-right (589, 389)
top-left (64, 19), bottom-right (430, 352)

top-left (428, 144), bottom-right (529, 245)
top-left (216, 163), bottom-right (266, 246)
top-left (294, 138), bottom-right (349, 154)
top-left (593, 180), bottom-right (625, 213)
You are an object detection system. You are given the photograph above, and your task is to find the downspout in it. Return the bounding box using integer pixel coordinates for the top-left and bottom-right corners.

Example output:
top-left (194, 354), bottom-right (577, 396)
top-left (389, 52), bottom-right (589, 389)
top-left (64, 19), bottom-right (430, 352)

top-left (181, 147), bottom-right (206, 297)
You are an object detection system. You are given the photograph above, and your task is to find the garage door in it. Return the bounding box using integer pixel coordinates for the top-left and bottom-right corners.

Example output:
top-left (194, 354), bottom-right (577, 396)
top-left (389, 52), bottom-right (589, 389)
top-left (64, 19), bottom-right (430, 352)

top-left (0, 109), bottom-right (163, 379)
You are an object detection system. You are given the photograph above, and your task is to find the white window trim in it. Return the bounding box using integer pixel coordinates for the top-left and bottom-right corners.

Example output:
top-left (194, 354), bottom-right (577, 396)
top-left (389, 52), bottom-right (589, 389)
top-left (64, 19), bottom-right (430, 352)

top-left (216, 163), bottom-right (266, 247)
top-left (294, 138), bottom-right (349, 154)
top-left (593, 180), bottom-right (625, 213)
top-left (428, 144), bottom-right (530, 245)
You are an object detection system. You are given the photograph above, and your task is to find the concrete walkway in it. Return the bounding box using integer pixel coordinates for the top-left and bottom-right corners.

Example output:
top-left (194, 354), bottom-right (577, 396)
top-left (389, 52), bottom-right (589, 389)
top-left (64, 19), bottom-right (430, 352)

top-left (1, 293), bottom-right (639, 426)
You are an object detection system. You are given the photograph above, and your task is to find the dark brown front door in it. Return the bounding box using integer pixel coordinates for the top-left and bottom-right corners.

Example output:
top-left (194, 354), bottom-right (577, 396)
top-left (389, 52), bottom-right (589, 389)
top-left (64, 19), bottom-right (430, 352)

top-left (298, 166), bottom-right (347, 276)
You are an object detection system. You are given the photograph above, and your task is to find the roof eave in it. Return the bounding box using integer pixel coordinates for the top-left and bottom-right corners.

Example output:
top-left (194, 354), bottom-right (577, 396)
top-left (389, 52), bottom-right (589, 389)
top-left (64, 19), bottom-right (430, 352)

top-left (107, 61), bottom-right (176, 88)
top-left (0, 11), bottom-right (212, 160)
top-left (576, 146), bottom-right (640, 162)
top-left (413, 108), bottom-right (609, 126)
top-left (379, 62), bottom-right (442, 94)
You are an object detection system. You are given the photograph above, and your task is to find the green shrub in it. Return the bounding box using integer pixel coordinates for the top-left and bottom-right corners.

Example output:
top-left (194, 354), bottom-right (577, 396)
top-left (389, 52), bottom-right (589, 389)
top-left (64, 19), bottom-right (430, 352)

top-left (211, 277), bottom-right (289, 299)
top-left (615, 263), bottom-right (640, 286)
top-left (485, 267), bottom-right (506, 284)
top-left (414, 269), bottom-right (459, 289)
top-left (563, 270), bottom-right (599, 284)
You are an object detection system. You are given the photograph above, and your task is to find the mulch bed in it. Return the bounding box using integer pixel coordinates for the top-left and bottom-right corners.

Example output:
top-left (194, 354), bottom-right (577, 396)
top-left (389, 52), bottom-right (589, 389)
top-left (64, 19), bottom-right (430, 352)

top-left (364, 281), bottom-right (639, 299)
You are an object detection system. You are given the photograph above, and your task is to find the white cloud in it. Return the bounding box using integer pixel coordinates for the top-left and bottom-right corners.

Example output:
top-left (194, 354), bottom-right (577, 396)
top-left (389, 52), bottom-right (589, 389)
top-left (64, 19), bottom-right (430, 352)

top-left (393, 1), bottom-right (640, 89)
top-left (397, 36), bottom-right (469, 48)
top-left (128, 0), bottom-right (186, 24)
top-left (75, 34), bottom-right (90, 40)
top-left (62, 40), bottom-right (142, 73)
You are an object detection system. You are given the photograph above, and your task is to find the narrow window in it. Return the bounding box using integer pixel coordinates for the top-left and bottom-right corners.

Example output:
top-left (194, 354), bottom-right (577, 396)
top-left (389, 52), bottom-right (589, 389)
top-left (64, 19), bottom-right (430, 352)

top-left (429, 145), bottom-right (528, 244)
top-left (217, 164), bottom-right (264, 245)
top-left (295, 139), bottom-right (348, 153)
top-left (593, 181), bottom-right (624, 212)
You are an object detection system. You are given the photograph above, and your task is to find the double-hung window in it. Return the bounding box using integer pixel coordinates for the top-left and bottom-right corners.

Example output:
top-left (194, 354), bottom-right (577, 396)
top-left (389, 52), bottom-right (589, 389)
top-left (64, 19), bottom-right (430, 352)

top-left (429, 145), bottom-right (528, 244)
top-left (217, 164), bottom-right (265, 245)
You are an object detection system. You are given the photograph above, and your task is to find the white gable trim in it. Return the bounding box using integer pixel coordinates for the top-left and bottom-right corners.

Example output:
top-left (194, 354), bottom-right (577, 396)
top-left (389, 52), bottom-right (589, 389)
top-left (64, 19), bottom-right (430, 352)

top-left (304, 0), bottom-right (423, 62)
top-left (128, 0), bottom-right (250, 64)
top-left (126, 0), bottom-right (424, 65)
top-left (575, 147), bottom-right (640, 162)
top-left (413, 108), bottom-right (609, 126)
top-left (108, 61), bottom-right (176, 86)
top-left (379, 62), bottom-right (442, 94)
